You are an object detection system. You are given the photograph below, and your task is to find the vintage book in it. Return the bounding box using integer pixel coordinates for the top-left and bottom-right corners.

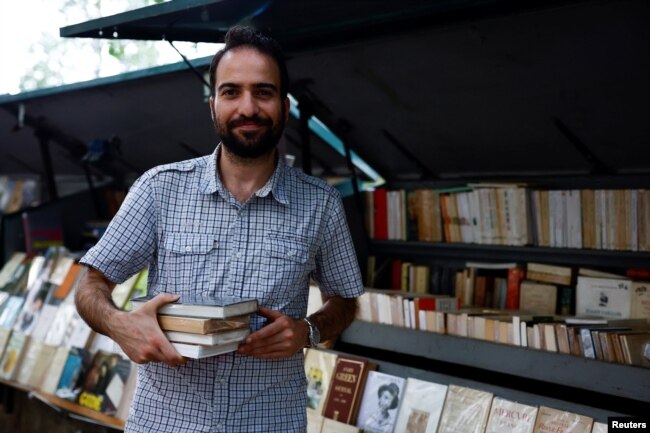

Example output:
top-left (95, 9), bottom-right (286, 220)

top-left (591, 422), bottom-right (607, 433)
top-left (15, 338), bottom-right (50, 385)
top-left (436, 384), bottom-right (493, 433)
top-left (0, 252), bottom-right (27, 289)
top-left (55, 347), bottom-right (92, 401)
top-left (158, 314), bottom-right (250, 334)
top-left (165, 327), bottom-right (250, 345)
top-left (630, 281), bottom-right (650, 319)
top-left (304, 348), bottom-right (338, 415)
top-left (321, 417), bottom-right (361, 433)
top-left (0, 331), bottom-right (30, 381)
top-left (0, 328), bottom-right (11, 359)
top-left (111, 271), bottom-right (141, 309)
top-left (130, 293), bottom-right (258, 318)
top-left (122, 268), bottom-right (149, 311)
top-left (485, 396), bottom-right (538, 433)
top-left (506, 267), bottom-right (525, 310)
top-left (393, 377), bottom-right (448, 433)
top-left (619, 331), bottom-right (650, 367)
top-left (77, 351), bottom-right (133, 415)
top-left (307, 408), bottom-right (325, 433)
top-left (532, 406), bottom-right (593, 433)
top-left (576, 276), bottom-right (632, 319)
top-left (24, 342), bottom-right (57, 388)
top-left (519, 281), bottom-right (558, 315)
top-left (322, 355), bottom-right (377, 425)
top-left (40, 345), bottom-right (71, 394)
top-left (355, 370), bottom-right (406, 433)
top-left (526, 263), bottom-right (573, 286)
top-left (171, 340), bottom-right (240, 359)
top-left (115, 360), bottom-right (138, 421)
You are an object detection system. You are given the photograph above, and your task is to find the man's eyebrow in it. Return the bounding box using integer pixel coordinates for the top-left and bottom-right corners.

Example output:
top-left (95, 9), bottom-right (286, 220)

top-left (255, 82), bottom-right (278, 91)
top-left (218, 82), bottom-right (240, 90)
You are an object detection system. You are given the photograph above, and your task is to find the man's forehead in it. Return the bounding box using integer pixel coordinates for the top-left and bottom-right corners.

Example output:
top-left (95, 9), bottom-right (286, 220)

top-left (217, 46), bottom-right (280, 83)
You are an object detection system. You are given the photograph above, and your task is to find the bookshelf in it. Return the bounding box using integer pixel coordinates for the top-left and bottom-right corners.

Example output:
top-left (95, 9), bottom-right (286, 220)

top-left (369, 240), bottom-right (650, 269)
top-left (336, 321), bottom-right (650, 420)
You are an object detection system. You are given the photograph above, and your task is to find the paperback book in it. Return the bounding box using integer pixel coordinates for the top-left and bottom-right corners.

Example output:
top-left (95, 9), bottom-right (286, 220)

top-left (130, 293), bottom-right (258, 318)
top-left (355, 370), bottom-right (406, 433)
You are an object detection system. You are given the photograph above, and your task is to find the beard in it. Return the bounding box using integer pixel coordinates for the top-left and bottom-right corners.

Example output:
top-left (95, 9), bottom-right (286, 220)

top-left (215, 111), bottom-right (285, 159)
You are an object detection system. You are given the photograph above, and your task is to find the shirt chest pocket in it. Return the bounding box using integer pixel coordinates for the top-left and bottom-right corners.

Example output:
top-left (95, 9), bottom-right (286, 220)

top-left (259, 234), bottom-right (312, 308)
top-left (159, 233), bottom-right (217, 295)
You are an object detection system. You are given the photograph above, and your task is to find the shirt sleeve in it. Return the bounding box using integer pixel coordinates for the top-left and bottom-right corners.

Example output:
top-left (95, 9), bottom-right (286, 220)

top-left (312, 191), bottom-right (365, 298)
top-left (80, 174), bottom-right (157, 283)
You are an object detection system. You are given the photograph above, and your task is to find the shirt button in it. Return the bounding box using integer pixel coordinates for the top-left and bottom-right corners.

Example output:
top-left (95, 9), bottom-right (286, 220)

top-left (287, 250), bottom-right (295, 257)
top-left (185, 246), bottom-right (192, 252)
top-left (236, 252), bottom-right (242, 259)
top-left (216, 423), bottom-right (224, 431)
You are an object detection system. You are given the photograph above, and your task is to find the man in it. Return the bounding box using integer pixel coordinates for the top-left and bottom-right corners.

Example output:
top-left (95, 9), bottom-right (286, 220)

top-left (75, 26), bottom-right (363, 432)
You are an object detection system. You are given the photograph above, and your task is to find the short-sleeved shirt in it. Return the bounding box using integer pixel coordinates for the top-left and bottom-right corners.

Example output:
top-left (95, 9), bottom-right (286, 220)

top-left (81, 146), bottom-right (364, 433)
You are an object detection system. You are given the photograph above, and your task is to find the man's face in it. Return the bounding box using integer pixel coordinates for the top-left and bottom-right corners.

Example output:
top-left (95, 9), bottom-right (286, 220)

top-left (210, 47), bottom-right (289, 159)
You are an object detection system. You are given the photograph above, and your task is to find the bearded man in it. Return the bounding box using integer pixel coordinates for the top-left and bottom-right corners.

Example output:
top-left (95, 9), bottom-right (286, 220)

top-left (75, 25), bottom-right (363, 433)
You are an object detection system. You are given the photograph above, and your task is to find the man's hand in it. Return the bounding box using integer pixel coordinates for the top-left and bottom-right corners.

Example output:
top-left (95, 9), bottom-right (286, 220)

top-left (237, 307), bottom-right (308, 359)
top-left (109, 293), bottom-right (186, 367)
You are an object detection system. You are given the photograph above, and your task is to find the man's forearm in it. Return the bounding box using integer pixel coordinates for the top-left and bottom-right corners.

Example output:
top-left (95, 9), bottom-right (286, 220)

top-left (308, 296), bottom-right (358, 343)
top-left (75, 266), bottom-right (121, 337)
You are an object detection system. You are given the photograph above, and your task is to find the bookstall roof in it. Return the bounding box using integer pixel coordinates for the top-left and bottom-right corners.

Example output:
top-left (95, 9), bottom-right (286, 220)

top-left (0, 58), bottom-right (347, 180)
top-left (2, 0), bottom-right (648, 184)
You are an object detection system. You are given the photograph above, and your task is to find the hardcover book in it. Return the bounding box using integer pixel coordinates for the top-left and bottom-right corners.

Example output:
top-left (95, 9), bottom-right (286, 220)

top-left (532, 406), bottom-right (593, 433)
top-left (158, 314), bottom-right (250, 334)
top-left (485, 397), bottom-right (538, 433)
top-left (304, 348), bottom-right (338, 415)
top-left (393, 377), bottom-right (448, 433)
top-left (322, 355), bottom-right (377, 425)
top-left (130, 293), bottom-right (258, 318)
top-left (436, 384), bottom-right (493, 433)
top-left (355, 370), bottom-right (406, 433)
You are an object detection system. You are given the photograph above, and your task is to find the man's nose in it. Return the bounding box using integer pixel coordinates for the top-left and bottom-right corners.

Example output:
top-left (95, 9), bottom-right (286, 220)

top-left (238, 92), bottom-right (259, 117)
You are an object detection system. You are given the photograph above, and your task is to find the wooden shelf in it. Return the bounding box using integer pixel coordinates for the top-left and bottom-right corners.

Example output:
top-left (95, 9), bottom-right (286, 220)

top-left (30, 391), bottom-right (125, 430)
top-left (369, 240), bottom-right (650, 268)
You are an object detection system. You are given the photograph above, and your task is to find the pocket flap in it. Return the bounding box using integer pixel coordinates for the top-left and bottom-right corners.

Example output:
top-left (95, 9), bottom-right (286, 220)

top-left (264, 234), bottom-right (309, 263)
top-left (165, 233), bottom-right (216, 255)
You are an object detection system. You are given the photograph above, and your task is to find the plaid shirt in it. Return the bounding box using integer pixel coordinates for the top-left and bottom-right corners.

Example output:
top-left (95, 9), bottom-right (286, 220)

top-left (81, 145), bottom-right (364, 433)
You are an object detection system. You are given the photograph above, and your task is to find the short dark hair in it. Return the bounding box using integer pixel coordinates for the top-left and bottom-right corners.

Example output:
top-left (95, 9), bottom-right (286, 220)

top-left (378, 383), bottom-right (400, 410)
top-left (209, 25), bottom-right (289, 99)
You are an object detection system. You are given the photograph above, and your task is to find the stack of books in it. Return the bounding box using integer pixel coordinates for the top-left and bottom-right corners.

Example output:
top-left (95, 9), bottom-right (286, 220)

top-left (130, 293), bottom-right (258, 359)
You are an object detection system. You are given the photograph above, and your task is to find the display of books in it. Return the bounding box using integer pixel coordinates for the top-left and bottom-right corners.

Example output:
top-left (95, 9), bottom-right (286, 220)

top-left (129, 293), bottom-right (258, 318)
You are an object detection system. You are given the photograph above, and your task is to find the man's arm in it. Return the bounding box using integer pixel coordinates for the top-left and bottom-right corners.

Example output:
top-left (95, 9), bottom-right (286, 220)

top-left (75, 266), bottom-right (186, 367)
top-left (237, 295), bottom-right (357, 359)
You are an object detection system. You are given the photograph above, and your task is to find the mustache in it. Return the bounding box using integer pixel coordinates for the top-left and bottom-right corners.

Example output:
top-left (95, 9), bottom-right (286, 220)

top-left (227, 115), bottom-right (273, 128)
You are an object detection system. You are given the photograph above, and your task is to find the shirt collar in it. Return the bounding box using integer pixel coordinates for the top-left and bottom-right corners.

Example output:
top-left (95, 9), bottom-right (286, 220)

top-left (199, 143), bottom-right (289, 205)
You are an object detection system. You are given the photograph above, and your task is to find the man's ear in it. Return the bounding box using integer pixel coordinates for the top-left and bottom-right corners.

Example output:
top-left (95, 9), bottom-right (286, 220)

top-left (209, 96), bottom-right (215, 120)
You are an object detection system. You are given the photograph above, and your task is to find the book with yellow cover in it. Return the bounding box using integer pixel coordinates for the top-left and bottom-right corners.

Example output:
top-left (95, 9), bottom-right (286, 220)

top-left (485, 397), bottom-right (538, 433)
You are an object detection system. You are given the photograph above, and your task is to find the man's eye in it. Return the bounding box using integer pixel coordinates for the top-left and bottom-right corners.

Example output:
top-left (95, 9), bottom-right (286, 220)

top-left (221, 89), bottom-right (237, 96)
